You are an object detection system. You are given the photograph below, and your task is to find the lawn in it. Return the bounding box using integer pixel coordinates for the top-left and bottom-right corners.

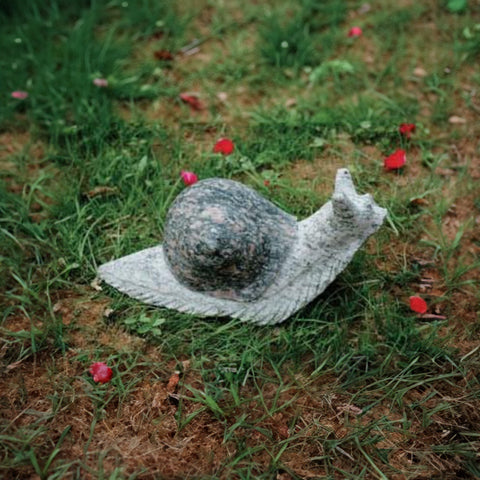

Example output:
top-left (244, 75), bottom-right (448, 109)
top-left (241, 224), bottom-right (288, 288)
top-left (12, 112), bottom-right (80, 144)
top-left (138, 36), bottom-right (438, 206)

top-left (1, 0), bottom-right (480, 478)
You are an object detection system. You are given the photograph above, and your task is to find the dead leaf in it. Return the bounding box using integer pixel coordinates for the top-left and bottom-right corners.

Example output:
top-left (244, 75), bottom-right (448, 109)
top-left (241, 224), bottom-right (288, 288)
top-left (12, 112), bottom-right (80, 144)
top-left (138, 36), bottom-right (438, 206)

top-left (275, 423), bottom-right (290, 439)
top-left (179, 92), bottom-right (205, 111)
top-left (420, 277), bottom-right (434, 283)
top-left (337, 403), bottom-right (363, 415)
top-left (152, 389), bottom-right (165, 408)
top-left (285, 98), bottom-right (297, 108)
top-left (6, 360), bottom-right (23, 370)
top-left (85, 186), bottom-right (118, 199)
top-left (166, 372), bottom-right (180, 393)
top-left (364, 54), bottom-right (375, 64)
top-left (154, 49), bottom-right (174, 61)
top-left (180, 359), bottom-right (191, 372)
top-left (413, 67), bottom-right (428, 77)
top-left (412, 257), bottom-right (435, 266)
top-left (90, 277), bottom-right (103, 291)
top-left (435, 167), bottom-right (456, 176)
top-left (410, 197), bottom-right (429, 206)
top-left (448, 115), bottom-right (467, 124)
top-left (358, 3), bottom-right (371, 14)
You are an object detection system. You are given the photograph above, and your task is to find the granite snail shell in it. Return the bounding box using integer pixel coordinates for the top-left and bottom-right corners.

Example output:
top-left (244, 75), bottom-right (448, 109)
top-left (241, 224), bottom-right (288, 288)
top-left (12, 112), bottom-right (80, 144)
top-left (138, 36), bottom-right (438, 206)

top-left (97, 168), bottom-right (387, 325)
top-left (163, 178), bottom-right (297, 302)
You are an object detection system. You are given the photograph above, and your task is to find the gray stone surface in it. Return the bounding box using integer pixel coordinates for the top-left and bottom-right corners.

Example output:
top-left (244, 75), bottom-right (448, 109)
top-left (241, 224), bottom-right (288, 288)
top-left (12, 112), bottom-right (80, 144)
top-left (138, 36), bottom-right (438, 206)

top-left (98, 168), bottom-right (387, 325)
top-left (163, 178), bottom-right (297, 301)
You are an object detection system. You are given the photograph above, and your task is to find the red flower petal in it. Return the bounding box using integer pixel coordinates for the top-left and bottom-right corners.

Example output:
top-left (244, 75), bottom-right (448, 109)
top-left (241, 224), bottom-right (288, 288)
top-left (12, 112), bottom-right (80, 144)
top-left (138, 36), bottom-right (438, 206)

top-left (384, 149), bottom-right (406, 170)
top-left (409, 296), bottom-right (428, 314)
top-left (179, 93), bottom-right (205, 111)
top-left (89, 362), bottom-right (113, 384)
top-left (399, 123), bottom-right (416, 138)
top-left (180, 170), bottom-right (198, 186)
top-left (213, 138), bottom-right (234, 155)
top-left (348, 26), bottom-right (363, 38)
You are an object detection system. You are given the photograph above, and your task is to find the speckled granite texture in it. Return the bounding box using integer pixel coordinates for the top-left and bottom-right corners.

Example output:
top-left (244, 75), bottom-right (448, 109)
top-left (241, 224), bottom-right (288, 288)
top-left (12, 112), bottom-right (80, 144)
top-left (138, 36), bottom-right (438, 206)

top-left (98, 169), bottom-right (387, 325)
top-left (163, 178), bottom-right (297, 301)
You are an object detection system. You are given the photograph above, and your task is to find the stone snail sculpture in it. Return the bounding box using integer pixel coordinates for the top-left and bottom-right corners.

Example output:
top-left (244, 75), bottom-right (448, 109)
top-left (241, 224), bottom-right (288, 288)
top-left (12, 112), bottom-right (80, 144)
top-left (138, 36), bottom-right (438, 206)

top-left (98, 168), bottom-right (387, 325)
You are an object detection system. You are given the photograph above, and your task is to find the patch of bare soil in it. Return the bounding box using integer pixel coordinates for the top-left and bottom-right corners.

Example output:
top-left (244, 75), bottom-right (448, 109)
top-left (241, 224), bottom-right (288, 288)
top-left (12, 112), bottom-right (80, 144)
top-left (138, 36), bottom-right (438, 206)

top-left (0, 294), bottom-right (230, 479)
top-left (2, 290), bottom-right (479, 479)
top-left (0, 130), bottom-right (59, 224)
top-left (0, 130), bottom-right (48, 170)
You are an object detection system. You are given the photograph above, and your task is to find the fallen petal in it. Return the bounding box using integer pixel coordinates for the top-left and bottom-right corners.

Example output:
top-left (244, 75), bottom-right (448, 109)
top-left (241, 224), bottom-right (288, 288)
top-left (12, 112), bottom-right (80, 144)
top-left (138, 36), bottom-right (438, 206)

top-left (89, 362), bottom-right (113, 383)
top-left (179, 92), bottom-right (205, 111)
top-left (11, 90), bottom-right (28, 100)
top-left (399, 123), bottom-right (416, 138)
top-left (348, 26), bottom-right (363, 37)
top-left (384, 149), bottom-right (406, 170)
top-left (93, 78), bottom-right (108, 87)
top-left (213, 138), bottom-right (235, 155)
top-left (180, 170), bottom-right (198, 186)
top-left (409, 296), bottom-right (428, 314)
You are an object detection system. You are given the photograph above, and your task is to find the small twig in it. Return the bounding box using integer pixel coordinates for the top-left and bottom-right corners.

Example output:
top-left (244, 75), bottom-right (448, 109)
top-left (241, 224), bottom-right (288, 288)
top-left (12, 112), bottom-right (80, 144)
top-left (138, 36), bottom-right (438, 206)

top-left (467, 89), bottom-right (480, 115)
top-left (460, 344), bottom-right (480, 362)
top-left (336, 446), bottom-right (355, 462)
top-left (418, 313), bottom-right (447, 320)
top-left (412, 258), bottom-right (435, 266)
top-left (183, 46), bottom-right (200, 56)
top-left (179, 38), bottom-right (202, 54)
top-left (420, 277), bottom-right (434, 283)
top-left (178, 17), bottom-right (256, 55)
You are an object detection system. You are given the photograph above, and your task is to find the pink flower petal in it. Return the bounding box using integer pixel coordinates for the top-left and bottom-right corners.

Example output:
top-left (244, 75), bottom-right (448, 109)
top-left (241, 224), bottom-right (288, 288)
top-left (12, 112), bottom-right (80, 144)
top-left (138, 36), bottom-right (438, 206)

top-left (180, 170), bottom-right (198, 186)
top-left (213, 138), bottom-right (235, 155)
top-left (11, 90), bottom-right (28, 100)
top-left (348, 26), bottom-right (363, 38)
top-left (89, 362), bottom-right (113, 384)
top-left (384, 149), bottom-right (406, 170)
top-left (409, 296), bottom-right (428, 314)
top-left (93, 78), bottom-right (108, 87)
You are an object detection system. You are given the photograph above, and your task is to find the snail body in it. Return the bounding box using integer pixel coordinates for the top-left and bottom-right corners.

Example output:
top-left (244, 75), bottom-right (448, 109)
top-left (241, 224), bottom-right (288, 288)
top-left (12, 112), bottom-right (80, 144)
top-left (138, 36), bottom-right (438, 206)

top-left (98, 169), bottom-right (386, 325)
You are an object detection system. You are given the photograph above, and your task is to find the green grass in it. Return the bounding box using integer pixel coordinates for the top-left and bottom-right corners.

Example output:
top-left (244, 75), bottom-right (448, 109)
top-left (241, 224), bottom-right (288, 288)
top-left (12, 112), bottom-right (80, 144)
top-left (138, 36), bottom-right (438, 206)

top-left (1, 0), bottom-right (480, 478)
